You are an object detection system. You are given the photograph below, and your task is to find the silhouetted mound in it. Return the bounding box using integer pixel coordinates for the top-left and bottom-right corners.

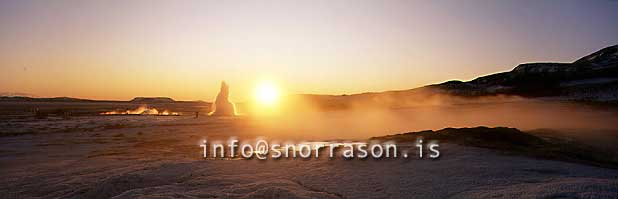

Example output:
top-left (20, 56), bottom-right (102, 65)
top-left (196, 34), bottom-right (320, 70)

top-left (373, 127), bottom-right (618, 168)
top-left (130, 97), bottom-right (175, 103)
top-left (209, 81), bottom-right (236, 116)
top-left (378, 127), bottom-right (544, 150)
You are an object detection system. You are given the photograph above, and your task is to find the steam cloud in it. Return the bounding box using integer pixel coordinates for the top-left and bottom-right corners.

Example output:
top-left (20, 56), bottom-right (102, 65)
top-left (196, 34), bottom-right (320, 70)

top-left (209, 81), bottom-right (237, 116)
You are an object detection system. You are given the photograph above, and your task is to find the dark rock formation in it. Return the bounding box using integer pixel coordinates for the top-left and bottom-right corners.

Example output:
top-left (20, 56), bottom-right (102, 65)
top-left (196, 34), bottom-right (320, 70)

top-left (130, 97), bottom-right (175, 103)
top-left (209, 81), bottom-right (236, 116)
top-left (372, 126), bottom-right (618, 168)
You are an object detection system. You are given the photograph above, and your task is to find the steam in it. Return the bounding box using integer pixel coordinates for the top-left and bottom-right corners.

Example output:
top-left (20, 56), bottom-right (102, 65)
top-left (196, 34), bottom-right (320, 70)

top-left (245, 92), bottom-right (618, 140)
top-left (100, 105), bottom-right (179, 116)
top-left (209, 81), bottom-right (237, 116)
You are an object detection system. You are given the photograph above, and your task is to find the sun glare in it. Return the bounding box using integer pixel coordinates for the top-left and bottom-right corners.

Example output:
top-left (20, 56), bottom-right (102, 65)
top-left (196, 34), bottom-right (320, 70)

top-left (254, 81), bottom-right (280, 105)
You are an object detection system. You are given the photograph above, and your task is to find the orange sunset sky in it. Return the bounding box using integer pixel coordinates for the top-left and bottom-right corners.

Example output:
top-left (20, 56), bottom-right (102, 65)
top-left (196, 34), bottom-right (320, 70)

top-left (1, 0), bottom-right (617, 101)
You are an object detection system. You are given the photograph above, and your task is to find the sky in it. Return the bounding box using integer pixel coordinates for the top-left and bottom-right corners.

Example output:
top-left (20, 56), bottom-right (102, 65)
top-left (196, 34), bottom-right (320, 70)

top-left (1, 0), bottom-right (617, 101)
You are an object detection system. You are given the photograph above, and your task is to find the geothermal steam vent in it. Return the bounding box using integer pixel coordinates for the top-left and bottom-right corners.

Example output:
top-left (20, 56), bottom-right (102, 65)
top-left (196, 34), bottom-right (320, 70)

top-left (209, 81), bottom-right (236, 116)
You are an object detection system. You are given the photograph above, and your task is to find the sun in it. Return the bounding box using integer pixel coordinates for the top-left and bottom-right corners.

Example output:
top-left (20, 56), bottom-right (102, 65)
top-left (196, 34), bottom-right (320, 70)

top-left (254, 81), bottom-right (280, 105)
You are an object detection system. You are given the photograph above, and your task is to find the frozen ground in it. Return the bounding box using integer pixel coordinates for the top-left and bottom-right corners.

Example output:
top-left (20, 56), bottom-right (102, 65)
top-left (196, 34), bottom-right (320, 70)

top-left (1, 116), bottom-right (617, 198)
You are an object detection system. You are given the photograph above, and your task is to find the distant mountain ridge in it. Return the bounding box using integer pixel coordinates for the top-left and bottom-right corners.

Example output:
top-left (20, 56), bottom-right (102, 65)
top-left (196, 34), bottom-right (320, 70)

top-left (285, 45), bottom-right (618, 110)
top-left (429, 45), bottom-right (618, 101)
top-left (298, 45), bottom-right (618, 108)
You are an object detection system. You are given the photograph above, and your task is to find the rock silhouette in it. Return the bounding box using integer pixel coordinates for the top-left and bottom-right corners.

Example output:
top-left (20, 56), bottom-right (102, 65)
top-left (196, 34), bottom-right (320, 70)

top-left (209, 81), bottom-right (236, 116)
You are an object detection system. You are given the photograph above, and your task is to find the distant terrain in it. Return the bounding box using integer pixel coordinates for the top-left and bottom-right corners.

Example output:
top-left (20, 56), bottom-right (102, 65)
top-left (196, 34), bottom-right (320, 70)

top-left (2, 45), bottom-right (617, 113)
top-left (294, 45), bottom-right (618, 110)
top-left (0, 96), bottom-right (199, 104)
top-left (0, 97), bottom-right (210, 117)
top-left (5, 46), bottom-right (618, 107)
top-left (431, 45), bottom-right (618, 100)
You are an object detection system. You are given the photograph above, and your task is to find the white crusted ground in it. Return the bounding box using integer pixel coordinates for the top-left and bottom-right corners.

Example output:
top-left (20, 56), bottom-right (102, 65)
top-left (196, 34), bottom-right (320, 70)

top-left (1, 115), bottom-right (617, 198)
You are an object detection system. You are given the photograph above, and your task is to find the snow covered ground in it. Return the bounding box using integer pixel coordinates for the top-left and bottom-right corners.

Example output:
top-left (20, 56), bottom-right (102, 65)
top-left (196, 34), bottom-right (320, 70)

top-left (1, 115), bottom-right (617, 198)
